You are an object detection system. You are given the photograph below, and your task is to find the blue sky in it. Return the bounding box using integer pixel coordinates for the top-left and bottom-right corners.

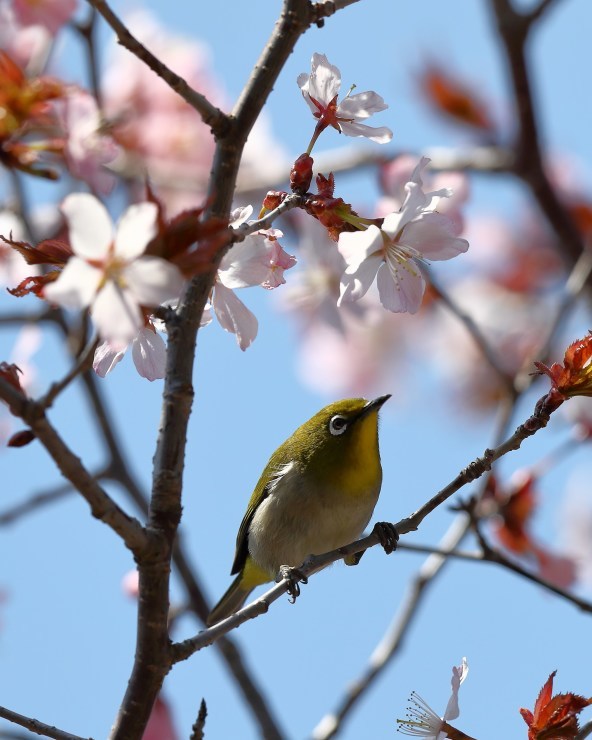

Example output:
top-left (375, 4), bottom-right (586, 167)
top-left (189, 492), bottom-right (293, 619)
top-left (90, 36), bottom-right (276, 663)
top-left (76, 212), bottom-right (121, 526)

top-left (2, 1), bottom-right (592, 739)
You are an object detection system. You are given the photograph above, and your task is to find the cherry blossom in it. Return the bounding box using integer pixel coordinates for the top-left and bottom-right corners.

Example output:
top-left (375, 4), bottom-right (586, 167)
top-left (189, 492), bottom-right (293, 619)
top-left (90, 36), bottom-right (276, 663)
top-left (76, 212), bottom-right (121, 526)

top-left (210, 207), bottom-right (296, 350)
top-left (397, 658), bottom-right (469, 739)
top-left (44, 194), bottom-right (184, 345)
top-left (57, 89), bottom-right (119, 194)
top-left (338, 157), bottom-right (468, 314)
top-left (102, 12), bottom-right (284, 215)
top-left (298, 52), bottom-right (392, 150)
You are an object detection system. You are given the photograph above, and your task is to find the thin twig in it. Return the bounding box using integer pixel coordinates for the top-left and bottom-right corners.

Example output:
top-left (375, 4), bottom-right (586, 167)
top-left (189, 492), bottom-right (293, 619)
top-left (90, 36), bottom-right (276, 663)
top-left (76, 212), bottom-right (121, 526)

top-left (39, 336), bottom-right (98, 409)
top-left (578, 721), bottom-right (592, 740)
top-left (72, 8), bottom-right (102, 105)
top-left (0, 706), bottom-right (92, 740)
top-left (189, 699), bottom-right (207, 740)
top-left (429, 271), bottom-right (515, 397)
top-left (0, 469), bottom-right (107, 525)
top-left (230, 194), bottom-right (305, 241)
top-left (85, 0), bottom-right (227, 134)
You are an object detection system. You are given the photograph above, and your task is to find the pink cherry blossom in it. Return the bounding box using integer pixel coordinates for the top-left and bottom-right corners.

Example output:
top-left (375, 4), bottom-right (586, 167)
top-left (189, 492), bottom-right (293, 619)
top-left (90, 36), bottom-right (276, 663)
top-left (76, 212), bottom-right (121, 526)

top-left (298, 53), bottom-right (393, 146)
top-left (338, 157), bottom-right (469, 314)
top-left (397, 658), bottom-right (468, 739)
top-left (44, 194), bottom-right (184, 345)
top-left (11, 0), bottom-right (77, 35)
top-left (211, 209), bottom-right (296, 350)
top-left (219, 229), bottom-right (296, 291)
top-left (0, 4), bottom-right (51, 69)
top-left (57, 89), bottom-right (119, 194)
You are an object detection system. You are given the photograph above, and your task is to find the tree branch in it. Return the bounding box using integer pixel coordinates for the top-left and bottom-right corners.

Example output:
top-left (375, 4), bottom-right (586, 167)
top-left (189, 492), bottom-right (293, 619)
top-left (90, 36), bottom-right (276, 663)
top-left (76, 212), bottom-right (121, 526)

top-left (0, 706), bottom-right (91, 740)
top-left (85, 0), bottom-right (228, 135)
top-left (488, 0), bottom-right (586, 269)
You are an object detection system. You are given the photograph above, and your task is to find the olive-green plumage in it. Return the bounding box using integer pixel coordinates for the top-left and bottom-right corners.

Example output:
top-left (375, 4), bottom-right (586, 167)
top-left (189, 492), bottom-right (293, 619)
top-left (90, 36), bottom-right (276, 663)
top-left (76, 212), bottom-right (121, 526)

top-left (207, 395), bottom-right (390, 626)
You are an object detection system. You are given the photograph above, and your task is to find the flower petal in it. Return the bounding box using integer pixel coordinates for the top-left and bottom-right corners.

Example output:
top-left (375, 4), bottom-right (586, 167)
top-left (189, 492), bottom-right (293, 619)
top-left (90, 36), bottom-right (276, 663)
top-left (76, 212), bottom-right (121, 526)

top-left (61, 193), bottom-right (113, 259)
top-left (301, 53), bottom-right (341, 106)
top-left (377, 259), bottom-right (425, 313)
top-left (93, 340), bottom-right (126, 377)
top-left (338, 253), bottom-right (382, 305)
top-left (124, 257), bottom-right (185, 307)
top-left (213, 282), bottom-right (258, 350)
top-left (402, 213), bottom-right (469, 261)
top-left (44, 257), bottom-right (102, 309)
top-left (443, 657), bottom-right (469, 722)
top-left (338, 225), bottom-right (384, 266)
top-left (229, 205), bottom-right (253, 228)
top-left (91, 281), bottom-right (143, 343)
top-left (337, 120), bottom-right (393, 144)
top-left (132, 327), bottom-right (167, 381)
top-left (337, 90), bottom-right (388, 120)
top-left (219, 234), bottom-right (270, 287)
top-left (114, 202), bottom-right (158, 259)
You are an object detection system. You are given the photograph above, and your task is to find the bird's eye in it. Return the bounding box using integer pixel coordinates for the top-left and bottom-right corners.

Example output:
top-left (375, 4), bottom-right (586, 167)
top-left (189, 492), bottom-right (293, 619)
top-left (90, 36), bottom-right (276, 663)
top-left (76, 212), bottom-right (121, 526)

top-left (329, 415), bottom-right (348, 436)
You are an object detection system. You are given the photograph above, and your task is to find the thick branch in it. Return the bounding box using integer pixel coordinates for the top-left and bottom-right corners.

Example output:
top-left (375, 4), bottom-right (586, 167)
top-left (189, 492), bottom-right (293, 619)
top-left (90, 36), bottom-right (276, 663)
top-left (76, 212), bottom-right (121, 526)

top-left (110, 7), bottom-right (319, 737)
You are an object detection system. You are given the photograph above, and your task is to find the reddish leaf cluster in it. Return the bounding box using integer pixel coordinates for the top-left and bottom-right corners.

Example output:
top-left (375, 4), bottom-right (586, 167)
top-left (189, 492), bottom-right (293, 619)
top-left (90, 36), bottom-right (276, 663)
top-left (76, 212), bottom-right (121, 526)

top-left (487, 474), bottom-right (577, 589)
top-left (418, 61), bottom-right (495, 134)
top-left (520, 671), bottom-right (592, 739)
top-left (1, 233), bottom-right (72, 298)
top-left (535, 333), bottom-right (592, 399)
top-left (0, 51), bottom-right (65, 178)
top-left (144, 187), bottom-right (229, 277)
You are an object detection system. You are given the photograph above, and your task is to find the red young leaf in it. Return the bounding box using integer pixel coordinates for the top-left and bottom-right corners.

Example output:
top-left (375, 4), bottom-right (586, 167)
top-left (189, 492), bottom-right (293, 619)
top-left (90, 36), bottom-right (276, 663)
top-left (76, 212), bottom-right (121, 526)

top-left (418, 61), bottom-right (495, 133)
top-left (1, 234), bottom-right (72, 266)
top-left (520, 671), bottom-right (592, 739)
top-left (535, 333), bottom-right (592, 399)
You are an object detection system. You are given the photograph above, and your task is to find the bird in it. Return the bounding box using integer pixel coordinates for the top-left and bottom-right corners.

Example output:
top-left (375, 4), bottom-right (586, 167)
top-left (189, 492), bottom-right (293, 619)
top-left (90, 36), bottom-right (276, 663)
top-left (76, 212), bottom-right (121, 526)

top-left (207, 395), bottom-right (396, 626)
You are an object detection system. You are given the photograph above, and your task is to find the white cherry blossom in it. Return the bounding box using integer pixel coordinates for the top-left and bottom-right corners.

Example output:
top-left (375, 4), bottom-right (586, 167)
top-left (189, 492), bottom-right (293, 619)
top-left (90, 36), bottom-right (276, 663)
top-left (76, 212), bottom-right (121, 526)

top-left (338, 157), bottom-right (468, 314)
top-left (298, 53), bottom-right (392, 145)
top-left (44, 194), bottom-right (184, 345)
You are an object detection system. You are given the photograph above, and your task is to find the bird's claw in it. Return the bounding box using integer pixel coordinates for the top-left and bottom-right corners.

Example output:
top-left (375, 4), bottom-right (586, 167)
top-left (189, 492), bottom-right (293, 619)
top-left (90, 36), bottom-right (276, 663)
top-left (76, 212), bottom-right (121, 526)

top-left (277, 565), bottom-right (308, 604)
top-left (373, 521), bottom-right (399, 555)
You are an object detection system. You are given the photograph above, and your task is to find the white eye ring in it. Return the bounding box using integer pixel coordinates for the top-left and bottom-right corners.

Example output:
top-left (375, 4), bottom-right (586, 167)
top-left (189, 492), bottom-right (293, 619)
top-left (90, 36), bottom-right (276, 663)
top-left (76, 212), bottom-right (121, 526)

top-left (329, 415), bottom-right (348, 436)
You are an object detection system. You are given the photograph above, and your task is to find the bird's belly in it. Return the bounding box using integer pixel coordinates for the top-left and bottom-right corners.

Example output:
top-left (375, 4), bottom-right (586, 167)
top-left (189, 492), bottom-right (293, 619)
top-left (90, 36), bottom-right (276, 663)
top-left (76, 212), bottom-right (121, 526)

top-left (248, 478), bottom-right (379, 577)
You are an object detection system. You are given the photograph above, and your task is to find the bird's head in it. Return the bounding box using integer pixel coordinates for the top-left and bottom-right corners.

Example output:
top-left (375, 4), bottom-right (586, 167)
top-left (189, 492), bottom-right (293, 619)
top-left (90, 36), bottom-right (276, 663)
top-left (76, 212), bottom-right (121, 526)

top-left (285, 395), bottom-right (391, 491)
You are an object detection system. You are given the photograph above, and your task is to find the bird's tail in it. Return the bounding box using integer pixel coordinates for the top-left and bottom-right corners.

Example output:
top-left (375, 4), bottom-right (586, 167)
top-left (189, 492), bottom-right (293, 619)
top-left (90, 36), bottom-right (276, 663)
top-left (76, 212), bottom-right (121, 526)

top-left (207, 574), bottom-right (253, 626)
top-left (207, 558), bottom-right (272, 626)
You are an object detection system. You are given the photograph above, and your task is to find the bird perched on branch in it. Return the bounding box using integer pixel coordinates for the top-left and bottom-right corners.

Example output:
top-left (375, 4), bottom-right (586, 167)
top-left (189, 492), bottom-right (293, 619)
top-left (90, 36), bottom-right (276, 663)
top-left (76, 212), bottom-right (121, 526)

top-left (207, 395), bottom-right (397, 626)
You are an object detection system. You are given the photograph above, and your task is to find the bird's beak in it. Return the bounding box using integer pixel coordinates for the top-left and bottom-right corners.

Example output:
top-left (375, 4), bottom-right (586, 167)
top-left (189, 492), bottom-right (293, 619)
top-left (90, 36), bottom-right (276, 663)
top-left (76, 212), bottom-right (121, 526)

top-left (357, 394), bottom-right (391, 421)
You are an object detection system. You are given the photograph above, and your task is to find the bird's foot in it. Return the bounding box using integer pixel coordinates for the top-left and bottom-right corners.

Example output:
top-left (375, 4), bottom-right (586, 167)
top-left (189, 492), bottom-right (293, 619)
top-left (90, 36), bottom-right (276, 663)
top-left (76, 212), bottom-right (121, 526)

top-left (373, 521), bottom-right (399, 555)
top-left (277, 565), bottom-right (308, 604)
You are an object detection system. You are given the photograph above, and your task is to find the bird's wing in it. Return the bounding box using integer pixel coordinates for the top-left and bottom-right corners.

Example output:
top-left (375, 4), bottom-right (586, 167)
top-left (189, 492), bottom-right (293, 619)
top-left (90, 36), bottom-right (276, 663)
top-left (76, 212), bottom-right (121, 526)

top-left (230, 460), bottom-right (295, 575)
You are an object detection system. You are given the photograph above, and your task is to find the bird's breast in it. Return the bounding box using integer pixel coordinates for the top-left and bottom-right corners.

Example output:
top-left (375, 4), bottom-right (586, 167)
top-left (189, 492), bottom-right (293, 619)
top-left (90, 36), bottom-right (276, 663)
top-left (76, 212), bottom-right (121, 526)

top-left (247, 462), bottom-right (381, 577)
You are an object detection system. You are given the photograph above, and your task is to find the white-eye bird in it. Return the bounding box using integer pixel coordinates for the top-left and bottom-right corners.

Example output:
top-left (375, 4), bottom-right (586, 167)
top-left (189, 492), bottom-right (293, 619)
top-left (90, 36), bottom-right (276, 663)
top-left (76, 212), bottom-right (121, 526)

top-left (207, 395), bottom-right (396, 626)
